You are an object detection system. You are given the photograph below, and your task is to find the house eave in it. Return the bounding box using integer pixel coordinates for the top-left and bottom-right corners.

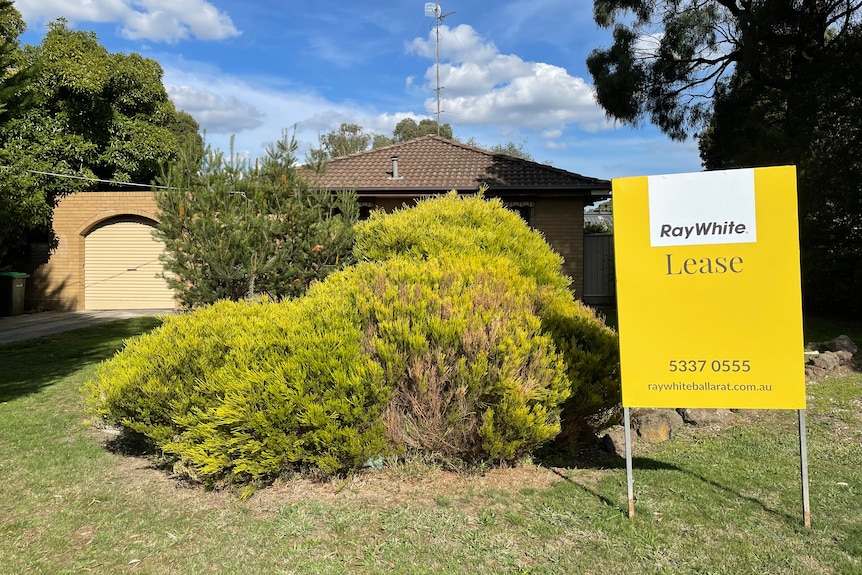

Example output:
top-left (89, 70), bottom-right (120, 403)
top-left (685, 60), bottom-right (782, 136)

top-left (337, 184), bottom-right (610, 199)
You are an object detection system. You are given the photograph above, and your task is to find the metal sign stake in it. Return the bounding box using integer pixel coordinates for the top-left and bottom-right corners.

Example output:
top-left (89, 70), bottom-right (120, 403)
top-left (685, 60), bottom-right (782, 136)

top-left (624, 407), bottom-right (635, 518)
top-left (798, 409), bottom-right (811, 528)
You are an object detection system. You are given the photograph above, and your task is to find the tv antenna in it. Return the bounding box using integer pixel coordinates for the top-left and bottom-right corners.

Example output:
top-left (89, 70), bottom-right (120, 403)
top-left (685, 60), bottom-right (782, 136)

top-left (424, 2), bottom-right (455, 135)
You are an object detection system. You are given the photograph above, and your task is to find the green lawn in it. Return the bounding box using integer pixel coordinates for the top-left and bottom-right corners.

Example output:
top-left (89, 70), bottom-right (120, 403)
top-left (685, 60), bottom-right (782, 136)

top-left (0, 317), bottom-right (860, 574)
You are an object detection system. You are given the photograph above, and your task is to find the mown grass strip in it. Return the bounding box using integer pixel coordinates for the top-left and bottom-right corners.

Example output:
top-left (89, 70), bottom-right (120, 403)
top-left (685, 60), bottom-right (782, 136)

top-left (0, 316), bottom-right (860, 574)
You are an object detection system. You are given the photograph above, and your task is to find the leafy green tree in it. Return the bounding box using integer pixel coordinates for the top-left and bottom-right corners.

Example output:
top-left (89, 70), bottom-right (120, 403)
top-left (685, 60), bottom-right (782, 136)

top-left (308, 122), bottom-right (371, 162)
top-left (155, 132), bottom-right (359, 308)
top-left (466, 138), bottom-right (534, 161)
top-left (170, 110), bottom-right (204, 163)
top-left (587, 0), bottom-right (862, 140)
top-left (700, 27), bottom-right (862, 313)
top-left (588, 1), bottom-right (862, 313)
top-left (0, 3), bottom-right (38, 262)
top-left (371, 133), bottom-right (394, 149)
top-left (0, 1), bottom-right (29, 118)
top-left (0, 18), bottom-right (184, 263)
top-left (372, 117), bottom-right (454, 148)
top-left (489, 141), bottom-right (533, 161)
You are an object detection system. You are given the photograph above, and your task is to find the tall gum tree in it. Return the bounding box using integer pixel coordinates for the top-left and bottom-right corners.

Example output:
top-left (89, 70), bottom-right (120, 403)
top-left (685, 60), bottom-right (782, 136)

top-left (588, 0), bottom-right (862, 313)
top-left (587, 0), bottom-right (862, 140)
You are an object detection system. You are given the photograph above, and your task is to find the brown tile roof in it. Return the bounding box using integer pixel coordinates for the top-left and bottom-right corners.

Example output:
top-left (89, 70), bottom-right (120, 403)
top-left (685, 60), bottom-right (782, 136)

top-left (304, 135), bottom-right (610, 196)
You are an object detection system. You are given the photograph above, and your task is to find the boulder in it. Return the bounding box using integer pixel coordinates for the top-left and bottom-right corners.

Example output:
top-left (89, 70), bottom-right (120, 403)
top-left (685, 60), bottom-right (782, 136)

top-left (807, 335), bottom-right (858, 355)
top-left (631, 408), bottom-right (685, 443)
top-left (826, 335), bottom-right (858, 354)
top-left (812, 351), bottom-right (842, 371)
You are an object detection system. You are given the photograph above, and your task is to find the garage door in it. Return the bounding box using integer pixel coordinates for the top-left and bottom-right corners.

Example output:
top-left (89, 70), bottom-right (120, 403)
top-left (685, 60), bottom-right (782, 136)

top-left (85, 220), bottom-right (175, 310)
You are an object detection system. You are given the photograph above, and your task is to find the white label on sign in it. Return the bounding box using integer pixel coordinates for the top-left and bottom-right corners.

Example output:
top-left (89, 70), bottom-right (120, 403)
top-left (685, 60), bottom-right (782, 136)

top-left (648, 169), bottom-right (757, 247)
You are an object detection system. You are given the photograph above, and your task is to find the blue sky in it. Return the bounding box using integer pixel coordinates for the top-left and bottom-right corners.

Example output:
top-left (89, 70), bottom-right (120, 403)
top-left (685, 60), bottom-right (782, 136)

top-left (14, 0), bottom-right (703, 180)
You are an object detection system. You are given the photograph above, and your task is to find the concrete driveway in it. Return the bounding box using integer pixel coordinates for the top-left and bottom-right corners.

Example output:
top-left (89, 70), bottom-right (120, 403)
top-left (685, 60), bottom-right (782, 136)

top-left (0, 309), bottom-right (173, 346)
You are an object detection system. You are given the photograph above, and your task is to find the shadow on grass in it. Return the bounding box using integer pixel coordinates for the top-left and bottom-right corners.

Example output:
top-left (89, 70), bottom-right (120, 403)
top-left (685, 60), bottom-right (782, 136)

top-left (541, 448), bottom-right (799, 525)
top-left (0, 316), bottom-right (162, 403)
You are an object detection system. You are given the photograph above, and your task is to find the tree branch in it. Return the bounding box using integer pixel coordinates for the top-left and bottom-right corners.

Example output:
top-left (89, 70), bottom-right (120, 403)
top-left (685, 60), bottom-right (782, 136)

top-left (715, 0), bottom-right (743, 18)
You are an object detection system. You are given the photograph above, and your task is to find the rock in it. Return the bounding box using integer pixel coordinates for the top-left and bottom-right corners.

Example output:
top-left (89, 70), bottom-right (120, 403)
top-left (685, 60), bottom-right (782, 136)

top-left (599, 425), bottom-right (631, 458)
top-left (807, 335), bottom-right (858, 355)
top-left (631, 408), bottom-right (684, 443)
top-left (805, 365), bottom-right (827, 380)
top-left (826, 335), bottom-right (858, 354)
top-left (835, 350), bottom-right (853, 365)
top-left (812, 351), bottom-right (841, 370)
top-left (677, 408), bottom-right (736, 427)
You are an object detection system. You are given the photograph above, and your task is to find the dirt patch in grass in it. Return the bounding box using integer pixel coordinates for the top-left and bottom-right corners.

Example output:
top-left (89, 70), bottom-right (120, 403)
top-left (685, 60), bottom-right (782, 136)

top-left (100, 445), bottom-right (575, 516)
top-left (259, 464), bottom-right (570, 510)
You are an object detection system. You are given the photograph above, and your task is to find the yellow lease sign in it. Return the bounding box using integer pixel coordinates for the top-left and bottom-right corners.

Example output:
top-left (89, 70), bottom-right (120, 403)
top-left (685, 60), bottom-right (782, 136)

top-left (613, 166), bottom-right (805, 409)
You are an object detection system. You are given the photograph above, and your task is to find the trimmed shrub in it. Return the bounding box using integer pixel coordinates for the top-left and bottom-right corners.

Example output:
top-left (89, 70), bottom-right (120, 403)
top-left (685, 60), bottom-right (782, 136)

top-left (354, 192), bottom-right (620, 443)
top-left (86, 297), bottom-right (390, 482)
top-left (86, 256), bottom-right (572, 483)
top-left (354, 191), bottom-right (570, 291)
top-left (86, 193), bottom-right (619, 485)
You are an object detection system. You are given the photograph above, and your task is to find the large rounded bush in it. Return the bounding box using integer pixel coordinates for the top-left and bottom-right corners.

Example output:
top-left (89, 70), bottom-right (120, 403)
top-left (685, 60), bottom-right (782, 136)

top-left (87, 193), bottom-right (619, 484)
top-left (86, 255), bottom-right (572, 483)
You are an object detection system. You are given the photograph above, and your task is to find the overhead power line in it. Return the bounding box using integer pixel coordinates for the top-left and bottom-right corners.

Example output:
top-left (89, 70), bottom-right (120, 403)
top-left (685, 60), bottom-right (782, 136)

top-left (0, 165), bottom-right (170, 189)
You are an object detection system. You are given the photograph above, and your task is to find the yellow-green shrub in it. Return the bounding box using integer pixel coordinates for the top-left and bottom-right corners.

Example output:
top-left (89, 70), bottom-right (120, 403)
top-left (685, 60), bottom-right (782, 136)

top-left (86, 255), bottom-right (572, 482)
top-left (86, 193), bottom-right (619, 484)
top-left (355, 192), bottom-right (621, 441)
top-left (349, 256), bottom-right (569, 461)
top-left (86, 297), bottom-right (390, 481)
top-left (354, 192), bottom-right (570, 290)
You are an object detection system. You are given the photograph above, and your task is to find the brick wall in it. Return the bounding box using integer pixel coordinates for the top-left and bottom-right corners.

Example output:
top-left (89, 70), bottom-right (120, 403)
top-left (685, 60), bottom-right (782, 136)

top-left (533, 197), bottom-right (586, 297)
top-left (26, 191), bottom-right (161, 311)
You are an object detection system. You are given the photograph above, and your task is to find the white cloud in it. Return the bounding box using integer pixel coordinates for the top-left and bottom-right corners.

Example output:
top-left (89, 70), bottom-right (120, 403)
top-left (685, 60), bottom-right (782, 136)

top-left (408, 23), bottom-right (500, 63)
top-left (15, 0), bottom-right (240, 43)
top-left (167, 85), bottom-right (265, 134)
top-left (408, 24), bottom-right (610, 135)
top-left (160, 61), bottom-right (417, 160)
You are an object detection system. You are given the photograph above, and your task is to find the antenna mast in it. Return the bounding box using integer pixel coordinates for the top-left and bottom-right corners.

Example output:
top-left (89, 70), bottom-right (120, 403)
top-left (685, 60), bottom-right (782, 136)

top-left (425, 1), bottom-right (455, 135)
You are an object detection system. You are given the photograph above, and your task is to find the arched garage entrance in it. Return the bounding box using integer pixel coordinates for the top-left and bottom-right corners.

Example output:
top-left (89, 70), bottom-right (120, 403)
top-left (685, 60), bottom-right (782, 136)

top-left (84, 217), bottom-right (175, 310)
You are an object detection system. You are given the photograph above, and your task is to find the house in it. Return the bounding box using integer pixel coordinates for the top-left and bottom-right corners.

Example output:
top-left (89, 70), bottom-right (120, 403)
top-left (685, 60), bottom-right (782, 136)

top-left (25, 136), bottom-right (611, 312)
top-left (305, 135), bottom-right (611, 299)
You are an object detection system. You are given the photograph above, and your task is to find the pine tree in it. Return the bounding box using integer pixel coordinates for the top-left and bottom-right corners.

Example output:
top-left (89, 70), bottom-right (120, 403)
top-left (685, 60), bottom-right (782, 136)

top-left (155, 131), bottom-right (358, 308)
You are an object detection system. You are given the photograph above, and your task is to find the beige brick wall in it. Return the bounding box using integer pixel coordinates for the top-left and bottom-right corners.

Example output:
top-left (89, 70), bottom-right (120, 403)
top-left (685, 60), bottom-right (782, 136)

top-left (27, 191), bottom-right (161, 311)
top-left (532, 197), bottom-right (586, 297)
